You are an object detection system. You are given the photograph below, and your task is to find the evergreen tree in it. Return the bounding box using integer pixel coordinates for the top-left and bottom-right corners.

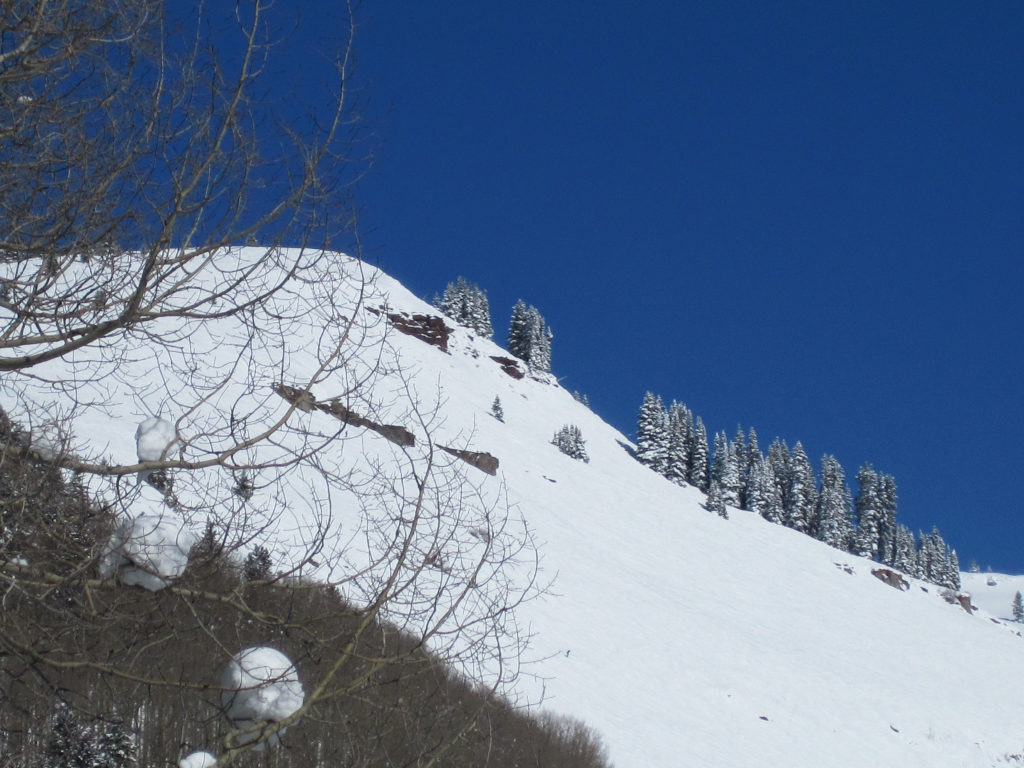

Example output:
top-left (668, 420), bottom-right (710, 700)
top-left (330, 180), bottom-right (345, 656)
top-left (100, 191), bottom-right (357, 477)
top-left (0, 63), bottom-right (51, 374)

top-left (917, 527), bottom-right (938, 583)
top-left (892, 524), bottom-right (919, 577)
top-left (745, 456), bottom-right (768, 516)
top-left (705, 478), bottom-right (728, 518)
top-left (741, 426), bottom-right (763, 509)
top-left (746, 455), bottom-right (783, 523)
top-left (1013, 591), bottom-right (1023, 623)
top-left (767, 438), bottom-right (792, 519)
top-left (711, 431), bottom-right (741, 508)
top-left (491, 396), bottom-right (504, 422)
top-left (635, 393), bottom-right (670, 475)
top-left (917, 526), bottom-right (959, 589)
top-left (876, 473), bottom-right (898, 566)
top-left (854, 464), bottom-right (881, 559)
top-left (243, 545), bottom-right (273, 581)
top-left (732, 426), bottom-right (746, 472)
top-left (437, 277), bottom-right (493, 338)
top-left (687, 417), bottom-right (710, 491)
top-left (507, 301), bottom-right (552, 373)
top-left (710, 430), bottom-right (728, 491)
top-left (192, 519), bottom-right (224, 561)
top-left (436, 277), bottom-right (467, 323)
top-left (813, 455), bottom-right (852, 549)
top-left (528, 307), bottom-right (553, 374)
top-left (45, 703), bottom-right (94, 768)
top-left (572, 391), bottom-right (591, 408)
top-left (745, 427), bottom-right (761, 476)
top-left (552, 424), bottom-right (589, 463)
top-left (94, 720), bottom-right (137, 768)
top-left (784, 442), bottom-right (817, 534)
top-left (728, 427), bottom-right (748, 508)
top-left (470, 286), bottom-right (494, 339)
top-left (946, 549), bottom-right (961, 591)
top-left (508, 299), bottom-right (530, 359)
top-left (665, 401), bottom-right (692, 485)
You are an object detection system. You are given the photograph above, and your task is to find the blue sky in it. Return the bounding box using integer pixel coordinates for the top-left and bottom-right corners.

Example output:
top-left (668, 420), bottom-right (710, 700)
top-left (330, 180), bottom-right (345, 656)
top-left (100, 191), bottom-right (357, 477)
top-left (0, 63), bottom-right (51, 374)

top-left (328, 2), bottom-right (1024, 571)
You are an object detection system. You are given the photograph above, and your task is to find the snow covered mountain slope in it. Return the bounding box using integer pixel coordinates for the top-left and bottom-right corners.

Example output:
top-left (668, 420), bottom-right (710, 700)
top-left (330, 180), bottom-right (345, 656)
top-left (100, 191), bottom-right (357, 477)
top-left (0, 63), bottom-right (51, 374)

top-left (963, 572), bottom-right (1024, 623)
top-left (4, 249), bottom-right (1024, 768)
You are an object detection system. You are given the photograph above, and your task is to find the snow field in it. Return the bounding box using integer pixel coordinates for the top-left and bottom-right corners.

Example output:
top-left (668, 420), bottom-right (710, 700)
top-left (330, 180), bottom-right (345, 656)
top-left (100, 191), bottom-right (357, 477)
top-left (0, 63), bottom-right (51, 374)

top-left (4, 248), bottom-right (1024, 767)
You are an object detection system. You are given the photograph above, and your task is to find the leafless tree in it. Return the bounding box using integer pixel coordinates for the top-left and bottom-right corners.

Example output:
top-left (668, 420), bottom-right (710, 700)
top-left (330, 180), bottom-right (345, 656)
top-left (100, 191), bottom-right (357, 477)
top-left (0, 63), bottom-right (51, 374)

top-left (0, 2), bottom-right (543, 766)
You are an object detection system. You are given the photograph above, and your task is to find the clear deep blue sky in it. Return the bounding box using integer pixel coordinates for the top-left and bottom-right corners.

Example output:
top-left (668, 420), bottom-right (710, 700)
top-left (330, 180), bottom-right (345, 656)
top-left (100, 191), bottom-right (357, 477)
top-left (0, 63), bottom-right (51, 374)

top-left (297, 2), bottom-right (1023, 571)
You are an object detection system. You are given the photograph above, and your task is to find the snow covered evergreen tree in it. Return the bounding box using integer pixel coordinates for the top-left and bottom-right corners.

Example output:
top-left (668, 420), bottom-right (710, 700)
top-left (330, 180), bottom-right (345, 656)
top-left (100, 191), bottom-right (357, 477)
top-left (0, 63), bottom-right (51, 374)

top-left (45, 703), bottom-right (94, 768)
top-left (892, 524), bottom-right (919, 577)
top-left (93, 720), bottom-right (137, 768)
top-left (945, 549), bottom-right (961, 591)
top-left (745, 427), bottom-right (761, 476)
top-left (917, 528), bottom-right (938, 583)
top-left (876, 473), bottom-right (898, 566)
top-left (665, 401), bottom-right (692, 485)
top-left (767, 438), bottom-right (792, 519)
top-left (740, 426), bottom-right (762, 508)
top-left (572, 391), bottom-right (591, 408)
top-left (688, 417), bottom-right (710, 491)
top-left (508, 301), bottom-right (552, 373)
top-left (508, 300), bottom-right (530, 358)
top-left (528, 310), bottom-right (553, 374)
top-left (552, 424), bottom-right (589, 463)
top-left (437, 276), bottom-right (493, 338)
top-left (729, 427), bottom-right (748, 508)
top-left (243, 545), bottom-right (273, 581)
top-left (470, 286), bottom-right (494, 339)
top-left (710, 430), bottom-right (727, 490)
top-left (784, 442), bottom-right (816, 534)
top-left (635, 392), bottom-right (670, 474)
top-left (917, 527), bottom-right (960, 589)
top-left (705, 478), bottom-right (728, 518)
top-left (813, 454), bottom-right (852, 549)
top-left (732, 426), bottom-right (746, 468)
top-left (746, 455), bottom-right (783, 523)
top-left (711, 431), bottom-right (742, 508)
top-left (491, 395), bottom-right (505, 422)
top-left (1013, 591), bottom-right (1023, 623)
top-left (854, 464), bottom-right (882, 559)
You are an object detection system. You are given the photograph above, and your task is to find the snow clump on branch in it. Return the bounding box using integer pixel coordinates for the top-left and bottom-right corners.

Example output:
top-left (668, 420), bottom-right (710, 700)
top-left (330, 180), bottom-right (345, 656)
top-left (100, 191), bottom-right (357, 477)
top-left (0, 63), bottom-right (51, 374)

top-left (136, 416), bottom-right (177, 461)
top-left (178, 751), bottom-right (218, 768)
top-left (220, 646), bottom-right (305, 750)
top-left (99, 490), bottom-right (196, 591)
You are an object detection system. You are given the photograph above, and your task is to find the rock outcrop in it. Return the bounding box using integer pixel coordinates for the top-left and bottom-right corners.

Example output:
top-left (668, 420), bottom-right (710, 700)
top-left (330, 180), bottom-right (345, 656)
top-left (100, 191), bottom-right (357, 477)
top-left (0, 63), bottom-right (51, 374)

top-left (438, 445), bottom-right (499, 475)
top-left (274, 385), bottom-right (416, 447)
top-left (490, 355), bottom-right (525, 380)
top-left (940, 589), bottom-right (975, 614)
top-left (871, 568), bottom-right (910, 591)
top-left (369, 306), bottom-right (452, 352)
top-left (316, 398), bottom-right (416, 447)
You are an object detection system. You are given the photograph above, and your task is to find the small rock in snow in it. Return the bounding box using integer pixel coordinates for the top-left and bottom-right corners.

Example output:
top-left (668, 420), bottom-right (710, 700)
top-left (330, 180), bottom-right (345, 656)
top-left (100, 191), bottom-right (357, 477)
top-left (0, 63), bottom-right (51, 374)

top-left (221, 647), bottom-right (305, 750)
